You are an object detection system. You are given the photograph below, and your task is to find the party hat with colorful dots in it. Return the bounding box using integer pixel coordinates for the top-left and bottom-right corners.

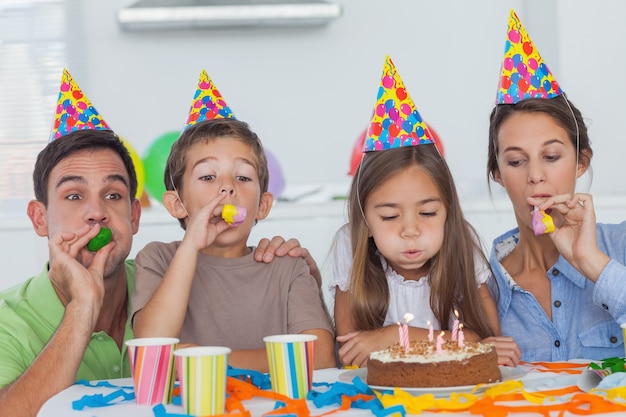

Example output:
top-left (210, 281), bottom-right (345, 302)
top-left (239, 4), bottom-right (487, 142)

top-left (49, 69), bottom-right (111, 142)
top-left (363, 55), bottom-right (434, 152)
top-left (184, 70), bottom-right (235, 129)
top-left (496, 9), bottom-right (563, 104)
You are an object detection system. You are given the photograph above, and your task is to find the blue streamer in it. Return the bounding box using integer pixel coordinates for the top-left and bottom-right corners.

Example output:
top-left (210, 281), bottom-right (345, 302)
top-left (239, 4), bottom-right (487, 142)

top-left (152, 403), bottom-right (192, 417)
top-left (227, 365), bottom-right (272, 390)
top-left (72, 388), bottom-right (135, 410)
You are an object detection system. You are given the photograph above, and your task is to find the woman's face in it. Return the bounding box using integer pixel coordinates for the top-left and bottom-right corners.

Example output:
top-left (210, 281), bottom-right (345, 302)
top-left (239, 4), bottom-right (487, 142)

top-left (494, 111), bottom-right (586, 231)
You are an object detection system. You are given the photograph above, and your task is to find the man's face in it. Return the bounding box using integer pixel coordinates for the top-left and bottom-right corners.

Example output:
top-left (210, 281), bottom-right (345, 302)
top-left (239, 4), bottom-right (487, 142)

top-left (37, 148), bottom-right (140, 276)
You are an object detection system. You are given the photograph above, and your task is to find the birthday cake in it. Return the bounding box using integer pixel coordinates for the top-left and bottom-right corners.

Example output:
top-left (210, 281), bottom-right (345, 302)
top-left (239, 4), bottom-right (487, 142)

top-left (367, 340), bottom-right (500, 388)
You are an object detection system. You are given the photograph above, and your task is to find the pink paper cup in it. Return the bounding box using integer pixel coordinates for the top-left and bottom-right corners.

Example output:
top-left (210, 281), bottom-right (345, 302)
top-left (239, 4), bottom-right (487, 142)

top-left (125, 337), bottom-right (179, 405)
top-left (174, 346), bottom-right (231, 416)
top-left (263, 334), bottom-right (317, 399)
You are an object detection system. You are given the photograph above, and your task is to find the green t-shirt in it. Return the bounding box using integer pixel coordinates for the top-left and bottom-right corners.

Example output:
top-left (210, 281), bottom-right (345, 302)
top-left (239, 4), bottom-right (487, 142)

top-left (0, 260), bottom-right (135, 388)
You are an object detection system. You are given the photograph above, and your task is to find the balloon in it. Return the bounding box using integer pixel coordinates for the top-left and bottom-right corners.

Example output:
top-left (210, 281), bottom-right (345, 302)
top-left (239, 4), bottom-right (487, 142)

top-left (142, 131), bottom-right (180, 203)
top-left (120, 136), bottom-right (145, 200)
top-left (348, 123), bottom-right (444, 176)
top-left (264, 148), bottom-right (285, 198)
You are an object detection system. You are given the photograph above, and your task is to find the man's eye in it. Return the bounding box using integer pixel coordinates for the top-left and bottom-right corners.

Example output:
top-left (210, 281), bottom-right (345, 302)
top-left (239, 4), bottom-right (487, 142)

top-left (66, 194), bottom-right (81, 201)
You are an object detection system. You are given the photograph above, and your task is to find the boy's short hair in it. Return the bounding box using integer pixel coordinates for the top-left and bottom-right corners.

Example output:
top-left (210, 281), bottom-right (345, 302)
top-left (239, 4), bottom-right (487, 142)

top-left (164, 119), bottom-right (269, 228)
top-left (33, 130), bottom-right (138, 206)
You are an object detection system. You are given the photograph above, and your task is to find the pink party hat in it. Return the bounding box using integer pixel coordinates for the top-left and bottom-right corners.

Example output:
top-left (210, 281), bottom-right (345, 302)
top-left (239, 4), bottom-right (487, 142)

top-left (363, 55), bottom-right (434, 152)
top-left (496, 9), bottom-right (563, 104)
top-left (50, 69), bottom-right (111, 141)
top-left (184, 70), bottom-right (235, 129)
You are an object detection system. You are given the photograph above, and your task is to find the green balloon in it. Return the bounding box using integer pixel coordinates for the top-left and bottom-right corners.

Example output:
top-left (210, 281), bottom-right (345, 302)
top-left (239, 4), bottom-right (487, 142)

top-left (142, 131), bottom-right (180, 203)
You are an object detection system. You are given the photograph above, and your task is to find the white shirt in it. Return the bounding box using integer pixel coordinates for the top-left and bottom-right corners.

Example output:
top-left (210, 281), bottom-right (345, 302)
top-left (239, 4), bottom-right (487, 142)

top-left (328, 223), bottom-right (490, 329)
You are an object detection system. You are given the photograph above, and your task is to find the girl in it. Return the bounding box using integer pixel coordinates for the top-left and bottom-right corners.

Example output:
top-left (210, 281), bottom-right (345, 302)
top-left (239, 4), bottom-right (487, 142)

top-left (331, 143), bottom-right (520, 368)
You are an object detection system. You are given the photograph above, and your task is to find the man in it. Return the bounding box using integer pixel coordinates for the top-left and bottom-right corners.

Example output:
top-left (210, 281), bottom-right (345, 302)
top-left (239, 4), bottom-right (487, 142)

top-left (0, 129), bottom-right (140, 416)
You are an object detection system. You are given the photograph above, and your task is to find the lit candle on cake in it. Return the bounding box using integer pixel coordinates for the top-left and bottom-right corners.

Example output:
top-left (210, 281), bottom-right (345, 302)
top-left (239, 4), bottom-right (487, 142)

top-left (451, 309), bottom-right (459, 341)
top-left (401, 313), bottom-right (414, 353)
top-left (436, 331), bottom-right (445, 354)
top-left (458, 323), bottom-right (465, 347)
top-left (427, 320), bottom-right (434, 342)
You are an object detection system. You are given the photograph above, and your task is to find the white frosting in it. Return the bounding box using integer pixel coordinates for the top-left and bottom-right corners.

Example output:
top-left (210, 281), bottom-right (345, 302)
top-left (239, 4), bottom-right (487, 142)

top-left (369, 342), bottom-right (493, 364)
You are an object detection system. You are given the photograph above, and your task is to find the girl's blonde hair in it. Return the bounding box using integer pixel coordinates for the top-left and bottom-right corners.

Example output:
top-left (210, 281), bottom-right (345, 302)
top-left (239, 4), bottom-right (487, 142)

top-left (348, 144), bottom-right (495, 338)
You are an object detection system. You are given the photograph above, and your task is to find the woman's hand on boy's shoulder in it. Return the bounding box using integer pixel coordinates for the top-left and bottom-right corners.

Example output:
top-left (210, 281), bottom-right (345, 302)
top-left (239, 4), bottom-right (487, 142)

top-left (254, 236), bottom-right (322, 287)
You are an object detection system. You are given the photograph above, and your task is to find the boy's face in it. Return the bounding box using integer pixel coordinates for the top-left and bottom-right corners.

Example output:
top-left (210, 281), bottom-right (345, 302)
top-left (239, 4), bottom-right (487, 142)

top-left (181, 136), bottom-right (271, 250)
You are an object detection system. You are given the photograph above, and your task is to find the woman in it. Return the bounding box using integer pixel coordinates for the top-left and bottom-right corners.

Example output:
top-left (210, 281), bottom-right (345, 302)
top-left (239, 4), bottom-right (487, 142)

top-left (487, 10), bottom-right (626, 361)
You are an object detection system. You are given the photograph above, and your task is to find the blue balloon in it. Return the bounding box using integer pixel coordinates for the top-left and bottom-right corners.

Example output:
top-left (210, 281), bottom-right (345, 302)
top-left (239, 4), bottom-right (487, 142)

top-left (530, 76), bottom-right (541, 88)
top-left (511, 73), bottom-right (522, 84)
top-left (384, 99), bottom-right (395, 111)
top-left (512, 53), bottom-right (522, 66)
top-left (543, 79), bottom-right (552, 92)
top-left (402, 120), bottom-right (414, 133)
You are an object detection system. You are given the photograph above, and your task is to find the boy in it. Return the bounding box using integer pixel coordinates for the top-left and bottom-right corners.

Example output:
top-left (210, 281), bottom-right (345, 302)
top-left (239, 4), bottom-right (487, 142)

top-left (131, 118), bottom-right (335, 371)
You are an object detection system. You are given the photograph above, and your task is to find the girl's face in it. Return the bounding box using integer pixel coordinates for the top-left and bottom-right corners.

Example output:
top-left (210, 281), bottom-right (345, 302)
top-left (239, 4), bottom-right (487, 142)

top-left (364, 165), bottom-right (446, 280)
top-left (494, 111), bottom-right (586, 231)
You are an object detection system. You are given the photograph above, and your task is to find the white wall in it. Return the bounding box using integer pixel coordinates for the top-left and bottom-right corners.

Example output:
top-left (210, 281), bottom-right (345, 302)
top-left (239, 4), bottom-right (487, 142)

top-left (2, 0), bottom-right (626, 298)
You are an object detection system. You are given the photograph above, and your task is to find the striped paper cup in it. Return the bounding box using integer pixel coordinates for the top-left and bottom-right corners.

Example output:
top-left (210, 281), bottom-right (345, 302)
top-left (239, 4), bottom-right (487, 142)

top-left (174, 346), bottom-right (231, 416)
top-left (125, 337), bottom-right (179, 405)
top-left (263, 334), bottom-right (317, 399)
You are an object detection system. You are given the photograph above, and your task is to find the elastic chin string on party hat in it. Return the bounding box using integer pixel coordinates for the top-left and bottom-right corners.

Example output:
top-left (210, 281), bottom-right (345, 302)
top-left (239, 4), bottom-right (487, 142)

top-left (560, 92), bottom-right (582, 184)
top-left (354, 151), bottom-right (371, 231)
top-left (169, 172), bottom-right (191, 220)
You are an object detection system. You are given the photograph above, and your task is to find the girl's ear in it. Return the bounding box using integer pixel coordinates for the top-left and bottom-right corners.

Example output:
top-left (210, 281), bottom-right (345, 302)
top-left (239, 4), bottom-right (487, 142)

top-left (256, 192), bottom-right (274, 221)
top-left (27, 200), bottom-right (49, 237)
top-left (162, 190), bottom-right (188, 221)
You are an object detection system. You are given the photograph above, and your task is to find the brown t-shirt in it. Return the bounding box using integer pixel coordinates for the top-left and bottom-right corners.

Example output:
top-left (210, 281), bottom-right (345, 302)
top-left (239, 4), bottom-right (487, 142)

top-left (132, 241), bottom-right (333, 350)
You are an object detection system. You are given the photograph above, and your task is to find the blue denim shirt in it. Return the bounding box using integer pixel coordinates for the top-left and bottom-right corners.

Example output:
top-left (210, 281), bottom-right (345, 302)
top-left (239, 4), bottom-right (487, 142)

top-left (490, 222), bottom-right (626, 362)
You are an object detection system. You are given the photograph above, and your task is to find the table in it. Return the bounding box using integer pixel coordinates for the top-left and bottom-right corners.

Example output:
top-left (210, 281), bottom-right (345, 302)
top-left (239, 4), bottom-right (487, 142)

top-left (37, 363), bottom-right (620, 417)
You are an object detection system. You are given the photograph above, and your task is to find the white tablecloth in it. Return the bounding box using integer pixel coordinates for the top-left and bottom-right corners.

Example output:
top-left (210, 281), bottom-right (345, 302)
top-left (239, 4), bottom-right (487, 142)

top-left (37, 364), bottom-right (597, 417)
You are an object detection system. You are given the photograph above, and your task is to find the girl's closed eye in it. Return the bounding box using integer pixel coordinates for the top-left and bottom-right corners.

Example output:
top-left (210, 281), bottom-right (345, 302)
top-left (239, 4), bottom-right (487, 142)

top-left (381, 215), bottom-right (399, 221)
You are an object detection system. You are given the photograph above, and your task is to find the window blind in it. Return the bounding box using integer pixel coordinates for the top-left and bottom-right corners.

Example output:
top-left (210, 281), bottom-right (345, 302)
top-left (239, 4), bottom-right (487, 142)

top-left (0, 0), bottom-right (65, 203)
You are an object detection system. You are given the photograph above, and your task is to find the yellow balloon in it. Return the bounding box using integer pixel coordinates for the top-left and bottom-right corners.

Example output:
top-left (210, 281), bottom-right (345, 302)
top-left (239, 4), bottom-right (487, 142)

top-left (120, 137), bottom-right (145, 200)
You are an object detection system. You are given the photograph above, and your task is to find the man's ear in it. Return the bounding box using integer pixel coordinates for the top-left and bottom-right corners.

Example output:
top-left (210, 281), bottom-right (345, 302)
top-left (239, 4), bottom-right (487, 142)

top-left (27, 200), bottom-right (49, 237)
top-left (162, 190), bottom-right (188, 221)
top-left (130, 198), bottom-right (142, 235)
top-left (256, 192), bottom-right (274, 221)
